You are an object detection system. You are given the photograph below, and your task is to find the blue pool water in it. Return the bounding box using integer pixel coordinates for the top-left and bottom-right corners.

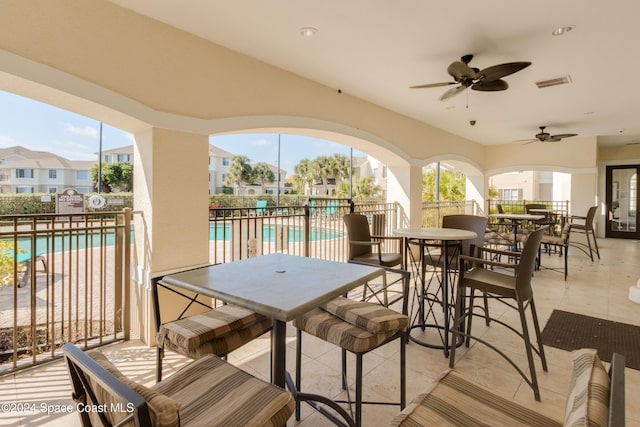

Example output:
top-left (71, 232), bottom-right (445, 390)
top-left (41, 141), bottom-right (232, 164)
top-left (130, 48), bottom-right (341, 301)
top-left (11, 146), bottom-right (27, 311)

top-left (209, 223), bottom-right (342, 242)
top-left (4, 223), bottom-right (341, 255)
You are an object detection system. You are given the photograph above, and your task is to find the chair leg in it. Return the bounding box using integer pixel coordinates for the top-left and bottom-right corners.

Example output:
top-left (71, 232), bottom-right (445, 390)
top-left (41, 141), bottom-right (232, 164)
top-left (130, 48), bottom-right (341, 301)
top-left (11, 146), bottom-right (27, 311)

top-left (529, 298), bottom-right (547, 372)
top-left (564, 244), bottom-right (568, 281)
top-left (156, 346), bottom-right (163, 383)
top-left (590, 230), bottom-right (600, 259)
top-left (296, 329), bottom-right (302, 420)
top-left (400, 334), bottom-right (406, 409)
top-left (449, 283), bottom-right (465, 369)
top-left (465, 289), bottom-right (475, 347)
top-left (482, 293), bottom-right (491, 326)
top-left (517, 299), bottom-right (540, 401)
top-left (355, 354), bottom-right (363, 427)
top-left (342, 348), bottom-right (348, 390)
top-left (585, 230), bottom-right (595, 261)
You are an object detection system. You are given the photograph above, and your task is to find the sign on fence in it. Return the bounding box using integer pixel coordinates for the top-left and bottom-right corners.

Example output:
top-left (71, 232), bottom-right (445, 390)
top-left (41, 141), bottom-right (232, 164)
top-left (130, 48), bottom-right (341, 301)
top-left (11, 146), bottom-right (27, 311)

top-left (56, 188), bottom-right (85, 214)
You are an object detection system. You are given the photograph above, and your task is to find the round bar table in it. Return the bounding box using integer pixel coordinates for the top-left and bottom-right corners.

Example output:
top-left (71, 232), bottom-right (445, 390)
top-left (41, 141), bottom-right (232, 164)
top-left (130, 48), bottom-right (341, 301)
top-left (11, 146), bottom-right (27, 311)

top-left (393, 227), bottom-right (477, 357)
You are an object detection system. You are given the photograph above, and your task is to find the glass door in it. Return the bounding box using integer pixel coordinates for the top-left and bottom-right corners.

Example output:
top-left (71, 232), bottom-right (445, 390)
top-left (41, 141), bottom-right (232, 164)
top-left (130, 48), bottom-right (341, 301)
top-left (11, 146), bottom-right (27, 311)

top-left (606, 165), bottom-right (639, 239)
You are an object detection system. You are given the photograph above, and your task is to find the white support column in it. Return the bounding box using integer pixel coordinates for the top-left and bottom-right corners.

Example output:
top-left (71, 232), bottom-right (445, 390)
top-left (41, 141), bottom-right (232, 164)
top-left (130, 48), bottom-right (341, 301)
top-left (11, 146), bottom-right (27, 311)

top-left (386, 163), bottom-right (423, 227)
top-left (131, 127), bottom-right (210, 344)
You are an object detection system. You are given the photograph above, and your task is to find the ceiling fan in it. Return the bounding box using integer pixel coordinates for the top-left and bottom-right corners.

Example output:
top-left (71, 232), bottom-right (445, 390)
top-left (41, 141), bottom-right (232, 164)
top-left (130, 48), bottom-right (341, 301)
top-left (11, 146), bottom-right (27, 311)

top-left (520, 126), bottom-right (578, 144)
top-left (410, 54), bottom-right (531, 101)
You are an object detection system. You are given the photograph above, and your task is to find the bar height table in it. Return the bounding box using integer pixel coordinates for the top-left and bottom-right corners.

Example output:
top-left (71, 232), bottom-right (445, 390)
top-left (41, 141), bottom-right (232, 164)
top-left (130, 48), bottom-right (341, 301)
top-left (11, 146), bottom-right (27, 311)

top-left (161, 253), bottom-right (385, 389)
top-left (393, 227), bottom-right (477, 357)
top-left (489, 213), bottom-right (545, 249)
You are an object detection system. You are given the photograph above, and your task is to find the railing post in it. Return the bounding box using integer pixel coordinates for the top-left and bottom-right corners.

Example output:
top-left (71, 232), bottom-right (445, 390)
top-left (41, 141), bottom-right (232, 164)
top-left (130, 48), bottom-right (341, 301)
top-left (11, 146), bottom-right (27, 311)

top-left (303, 204), bottom-right (310, 257)
top-left (123, 208), bottom-right (132, 340)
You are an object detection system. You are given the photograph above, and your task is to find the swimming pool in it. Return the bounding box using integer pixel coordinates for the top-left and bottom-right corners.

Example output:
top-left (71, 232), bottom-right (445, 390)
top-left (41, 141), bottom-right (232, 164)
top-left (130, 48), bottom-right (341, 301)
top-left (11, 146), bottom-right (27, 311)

top-left (209, 223), bottom-right (342, 242)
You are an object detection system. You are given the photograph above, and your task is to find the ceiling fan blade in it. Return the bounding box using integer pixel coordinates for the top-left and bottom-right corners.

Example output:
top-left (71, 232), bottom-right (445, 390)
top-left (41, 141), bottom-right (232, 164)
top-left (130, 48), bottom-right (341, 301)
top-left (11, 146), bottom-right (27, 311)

top-left (439, 85), bottom-right (466, 101)
top-left (410, 82), bottom-right (455, 89)
top-left (447, 61), bottom-right (477, 81)
top-left (547, 137), bottom-right (562, 142)
top-left (550, 133), bottom-right (578, 140)
top-left (477, 62), bottom-right (531, 81)
top-left (472, 79), bottom-right (508, 92)
top-left (522, 139), bottom-right (538, 145)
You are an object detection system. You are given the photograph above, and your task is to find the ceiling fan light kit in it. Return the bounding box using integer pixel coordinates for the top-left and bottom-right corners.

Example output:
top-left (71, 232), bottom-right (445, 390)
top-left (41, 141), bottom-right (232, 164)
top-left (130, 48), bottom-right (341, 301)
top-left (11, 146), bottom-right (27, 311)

top-left (410, 54), bottom-right (531, 101)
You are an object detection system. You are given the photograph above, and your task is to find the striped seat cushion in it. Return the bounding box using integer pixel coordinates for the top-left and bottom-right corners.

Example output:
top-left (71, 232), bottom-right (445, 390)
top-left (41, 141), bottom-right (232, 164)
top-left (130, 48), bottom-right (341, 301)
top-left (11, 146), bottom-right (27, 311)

top-left (293, 307), bottom-right (403, 353)
top-left (390, 370), bottom-right (563, 427)
top-left (157, 305), bottom-right (272, 356)
top-left (153, 354), bottom-right (294, 427)
top-left (564, 348), bottom-right (610, 427)
top-left (162, 316), bottom-right (273, 358)
top-left (321, 297), bottom-right (409, 334)
top-left (88, 351), bottom-right (181, 427)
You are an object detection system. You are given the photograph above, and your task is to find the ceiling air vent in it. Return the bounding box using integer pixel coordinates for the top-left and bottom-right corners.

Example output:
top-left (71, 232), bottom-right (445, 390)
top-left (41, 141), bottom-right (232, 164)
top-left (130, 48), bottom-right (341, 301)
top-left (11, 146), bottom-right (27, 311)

top-left (535, 75), bottom-right (572, 88)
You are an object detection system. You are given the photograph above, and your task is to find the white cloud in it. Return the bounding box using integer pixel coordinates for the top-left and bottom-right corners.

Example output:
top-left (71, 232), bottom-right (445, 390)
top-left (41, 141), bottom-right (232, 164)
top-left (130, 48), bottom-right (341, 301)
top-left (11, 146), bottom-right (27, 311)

top-left (251, 138), bottom-right (270, 146)
top-left (64, 123), bottom-right (99, 138)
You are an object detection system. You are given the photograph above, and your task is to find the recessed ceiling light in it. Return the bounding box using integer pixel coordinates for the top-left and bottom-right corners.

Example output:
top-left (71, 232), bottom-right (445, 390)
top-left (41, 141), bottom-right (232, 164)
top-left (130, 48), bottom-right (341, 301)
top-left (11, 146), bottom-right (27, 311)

top-left (299, 27), bottom-right (318, 37)
top-left (552, 25), bottom-right (575, 36)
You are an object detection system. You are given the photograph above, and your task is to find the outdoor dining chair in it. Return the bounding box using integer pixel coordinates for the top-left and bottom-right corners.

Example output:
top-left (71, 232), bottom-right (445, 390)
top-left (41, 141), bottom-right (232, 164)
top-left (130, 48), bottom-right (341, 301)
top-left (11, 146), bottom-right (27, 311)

top-left (570, 205), bottom-right (600, 261)
top-left (449, 227), bottom-right (547, 401)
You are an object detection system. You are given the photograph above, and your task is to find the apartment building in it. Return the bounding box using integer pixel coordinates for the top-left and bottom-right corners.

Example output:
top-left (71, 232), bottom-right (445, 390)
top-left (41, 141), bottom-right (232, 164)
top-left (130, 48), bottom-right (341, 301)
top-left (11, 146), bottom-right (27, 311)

top-left (0, 146), bottom-right (94, 194)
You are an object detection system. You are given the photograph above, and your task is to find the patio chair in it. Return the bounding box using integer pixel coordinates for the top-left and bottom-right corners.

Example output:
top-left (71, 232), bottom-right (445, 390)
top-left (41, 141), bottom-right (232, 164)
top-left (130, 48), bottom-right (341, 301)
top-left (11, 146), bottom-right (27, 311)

top-left (16, 251), bottom-right (47, 288)
top-left (152, 273), bottom-right (272, 382)
top-left (449, 227), bottom-right (547, 401)
top-left (62, 343), bottom-right (294, 427)
top-left (570, 205), bottom-right (600, 261)
top-left (344, 213), bottom-right (403, 304)
top-left (392, 349), bottom-right (625, 427)
top-left (539, 222), bottom-right (572, 280)
top-left (292, 266), bottom-right (410, 427)
top-left (255, 199), bottom-right (268, 215)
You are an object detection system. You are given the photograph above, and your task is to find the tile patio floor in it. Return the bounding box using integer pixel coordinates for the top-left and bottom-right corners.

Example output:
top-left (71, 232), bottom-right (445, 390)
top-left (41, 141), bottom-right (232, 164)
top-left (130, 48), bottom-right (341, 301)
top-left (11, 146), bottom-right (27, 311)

top-left (1, 237), bottom-right (639, 426)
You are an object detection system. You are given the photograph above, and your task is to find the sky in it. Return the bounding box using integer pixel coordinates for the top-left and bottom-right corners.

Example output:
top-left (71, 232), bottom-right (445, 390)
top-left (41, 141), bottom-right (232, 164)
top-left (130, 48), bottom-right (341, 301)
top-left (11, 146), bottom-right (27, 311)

top-left (0, 90), bottom-right (367, 173)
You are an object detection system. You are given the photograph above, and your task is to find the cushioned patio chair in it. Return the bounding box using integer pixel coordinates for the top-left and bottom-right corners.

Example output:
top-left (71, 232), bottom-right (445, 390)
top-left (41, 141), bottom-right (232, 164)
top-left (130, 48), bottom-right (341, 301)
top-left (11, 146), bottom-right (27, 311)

top-left (152, 274), bottom-right (272, 382)
top-left (293, 266), bottom-right (410, 427)
top-left (391, 349), bottom-right (625, 427)
top-left (62, 343), bottom-right (294, 427)
top-left (449, 227), bottom-right (547, 401)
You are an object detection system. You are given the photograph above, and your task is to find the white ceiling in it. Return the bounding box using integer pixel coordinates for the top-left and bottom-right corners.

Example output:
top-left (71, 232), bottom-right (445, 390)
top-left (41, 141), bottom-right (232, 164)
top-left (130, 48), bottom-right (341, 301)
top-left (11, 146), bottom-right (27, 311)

top-left (111, 0), bottom-right (640, 148)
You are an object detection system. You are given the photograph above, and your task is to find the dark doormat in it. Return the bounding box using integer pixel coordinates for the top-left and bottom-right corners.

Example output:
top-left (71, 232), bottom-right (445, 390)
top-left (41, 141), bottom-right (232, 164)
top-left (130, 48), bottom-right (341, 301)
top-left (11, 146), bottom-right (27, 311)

top-left (541, 309), bottom-right (640, 370)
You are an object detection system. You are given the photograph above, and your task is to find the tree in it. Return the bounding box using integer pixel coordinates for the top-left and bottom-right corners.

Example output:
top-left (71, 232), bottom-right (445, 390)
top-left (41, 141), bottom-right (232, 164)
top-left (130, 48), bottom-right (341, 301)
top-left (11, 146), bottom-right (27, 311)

top-left (312, 155), bottom-right (333, 195)
top-left (294, 159), bottom-right (315, 195)
top-left (91, 162), bottom-right (133, 193)
top-left (225, 155), bottom-right (253, 195)
top-left (353, 176), bottom-right (381, 198)
top-left (422, 168), bottom-right (466, 201)
top-left (331, 154), bottom-right (351, 184)
top-left (252, 162), bottom-right (275, 192)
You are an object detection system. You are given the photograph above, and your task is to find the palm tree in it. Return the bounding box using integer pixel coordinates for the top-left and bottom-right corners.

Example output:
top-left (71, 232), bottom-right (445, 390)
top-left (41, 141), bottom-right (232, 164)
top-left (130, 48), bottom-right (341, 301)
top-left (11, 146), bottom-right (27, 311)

top-left (252, 162), bottom-right (275, 193)
top-left (225, 155), bottom-right (253, 195)
top-left (294, 159), bottom-right (314, 195)
top-left (312, 155), bottom-right (333, 195)
top-left (354, 176), bottom-right (381, 198)
top-left (332, 154), bottom-right (351, 184)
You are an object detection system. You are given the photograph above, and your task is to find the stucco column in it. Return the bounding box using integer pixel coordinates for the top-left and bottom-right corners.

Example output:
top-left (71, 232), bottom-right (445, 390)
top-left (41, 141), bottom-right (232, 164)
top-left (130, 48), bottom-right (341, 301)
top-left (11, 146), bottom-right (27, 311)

top-left (571, 170), bottom-right (600, 234)
top-left (131, 127), bottom-right (210, 344)
top-left (387, 163), bottom-right (423, 227)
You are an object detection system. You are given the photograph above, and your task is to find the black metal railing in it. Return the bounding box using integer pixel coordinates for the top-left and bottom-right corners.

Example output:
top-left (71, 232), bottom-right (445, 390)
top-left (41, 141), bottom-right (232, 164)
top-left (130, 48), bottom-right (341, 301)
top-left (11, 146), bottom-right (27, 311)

top-left (208, 199), bottom-right (402, 264)
top-left (0, 209), bottom-right (131, 375)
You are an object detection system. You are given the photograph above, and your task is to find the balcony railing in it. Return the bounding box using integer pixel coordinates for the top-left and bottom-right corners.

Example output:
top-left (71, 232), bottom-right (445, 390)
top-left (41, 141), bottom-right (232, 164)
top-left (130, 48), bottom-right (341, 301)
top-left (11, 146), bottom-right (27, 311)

top-left (208, 198), bottom-right (403, 264)
top-left (0, 209), bottom-right (131, 376)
